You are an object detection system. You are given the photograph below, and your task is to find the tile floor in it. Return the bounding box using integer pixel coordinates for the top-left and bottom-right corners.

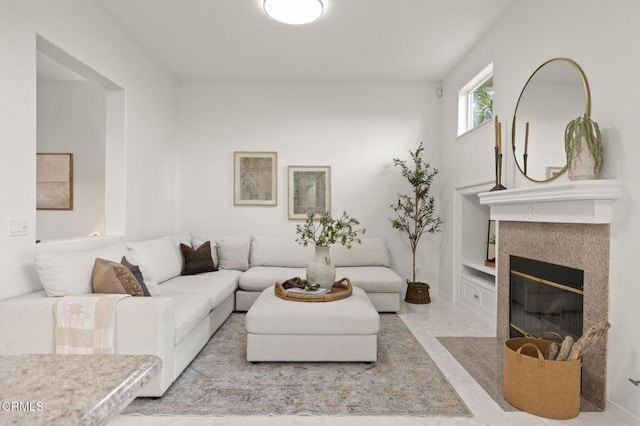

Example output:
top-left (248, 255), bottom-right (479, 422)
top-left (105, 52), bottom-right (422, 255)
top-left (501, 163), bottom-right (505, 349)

top-left (111, 298), bottom-right (625, 426)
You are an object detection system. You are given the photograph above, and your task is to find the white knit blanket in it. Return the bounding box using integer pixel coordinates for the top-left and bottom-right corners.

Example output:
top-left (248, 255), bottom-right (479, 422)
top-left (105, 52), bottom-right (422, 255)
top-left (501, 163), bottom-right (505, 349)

top-left (54, 294), bottom-right (130, 354)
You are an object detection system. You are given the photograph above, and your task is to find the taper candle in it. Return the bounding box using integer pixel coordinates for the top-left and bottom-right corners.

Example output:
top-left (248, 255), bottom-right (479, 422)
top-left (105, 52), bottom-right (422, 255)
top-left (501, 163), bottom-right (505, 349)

top-left (525, 122), bottom-right (530, 156)
top-left (493, 116), bottom-right (500, 155)
top-left (497, 121), bottom-right (502, 156)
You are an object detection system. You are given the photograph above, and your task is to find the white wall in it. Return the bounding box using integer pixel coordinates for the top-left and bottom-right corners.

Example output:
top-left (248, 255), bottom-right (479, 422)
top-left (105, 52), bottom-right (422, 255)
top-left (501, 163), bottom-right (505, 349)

top-left (177, 82), bottom-right (443, 290)
top-left (439, 0), bottom-right (640, 421)
top-left (37, 81), bottom-right (106, 240)
top-left (0, 0), bottom-right (179, 300)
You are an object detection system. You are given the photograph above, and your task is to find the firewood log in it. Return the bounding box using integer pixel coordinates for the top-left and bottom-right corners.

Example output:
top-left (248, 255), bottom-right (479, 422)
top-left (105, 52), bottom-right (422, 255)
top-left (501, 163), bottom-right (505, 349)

top-left (556, 336), bottom-right (574, 361)
top-left (567, 321), bottom-right (611, 360)
top-left (544, 342), bottom-right (559, 360)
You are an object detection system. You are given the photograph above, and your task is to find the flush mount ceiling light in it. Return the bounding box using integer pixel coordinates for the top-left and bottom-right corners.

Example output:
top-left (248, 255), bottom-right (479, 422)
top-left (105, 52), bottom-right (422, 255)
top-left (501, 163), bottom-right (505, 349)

top-left (263, 0), bottom-right (324, 25)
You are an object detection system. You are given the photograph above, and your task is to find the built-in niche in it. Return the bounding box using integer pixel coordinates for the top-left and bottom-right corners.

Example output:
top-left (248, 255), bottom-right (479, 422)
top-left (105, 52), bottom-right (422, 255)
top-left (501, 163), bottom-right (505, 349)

top-left (36, 36), bottom-right (125, 242)
top-left (455, 181), bottom-right (497, 323)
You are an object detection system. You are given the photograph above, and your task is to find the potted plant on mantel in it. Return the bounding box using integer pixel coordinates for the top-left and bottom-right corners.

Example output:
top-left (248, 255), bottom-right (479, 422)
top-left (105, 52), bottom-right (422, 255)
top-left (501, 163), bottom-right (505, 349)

top-left (564, 114), bottom-right (603, 181)
top-left (296, 210), bottom-right (365, 290)
top-left (389, 142), bottom-right (442, 304)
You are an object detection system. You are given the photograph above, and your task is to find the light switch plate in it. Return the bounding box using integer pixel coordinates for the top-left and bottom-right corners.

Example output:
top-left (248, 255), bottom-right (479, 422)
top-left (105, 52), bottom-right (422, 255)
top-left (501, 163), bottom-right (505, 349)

top-left (8, 217), bottom-right (28, 236)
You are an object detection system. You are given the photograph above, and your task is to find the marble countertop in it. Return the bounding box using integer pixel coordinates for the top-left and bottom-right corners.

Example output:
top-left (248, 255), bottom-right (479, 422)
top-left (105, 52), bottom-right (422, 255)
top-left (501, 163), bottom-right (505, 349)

top-left (0, 354), bottom-right (161, 425)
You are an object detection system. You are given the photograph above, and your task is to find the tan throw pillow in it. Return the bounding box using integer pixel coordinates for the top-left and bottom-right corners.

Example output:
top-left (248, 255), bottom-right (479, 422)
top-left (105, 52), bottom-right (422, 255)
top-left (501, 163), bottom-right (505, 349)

top-left (180, 241), bottom-right (217, 275)
top-left (92, 258), bottom-right (145, 297)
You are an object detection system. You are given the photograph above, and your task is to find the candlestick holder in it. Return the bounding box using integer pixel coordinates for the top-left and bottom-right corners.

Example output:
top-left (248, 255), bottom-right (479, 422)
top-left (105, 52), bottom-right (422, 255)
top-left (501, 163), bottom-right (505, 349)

top-left (491, 146), bottom-right (506, 191)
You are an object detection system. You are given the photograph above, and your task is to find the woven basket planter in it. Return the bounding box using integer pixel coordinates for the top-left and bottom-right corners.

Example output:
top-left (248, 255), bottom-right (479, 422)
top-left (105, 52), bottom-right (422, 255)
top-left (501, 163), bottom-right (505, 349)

top-left (405, 281), bottom-right (431, 304)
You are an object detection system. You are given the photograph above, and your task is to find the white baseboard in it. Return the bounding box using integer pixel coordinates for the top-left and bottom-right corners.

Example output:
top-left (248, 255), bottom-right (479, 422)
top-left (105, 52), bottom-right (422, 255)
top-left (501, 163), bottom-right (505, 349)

top-left (607, 399), bottom-right (640, 425)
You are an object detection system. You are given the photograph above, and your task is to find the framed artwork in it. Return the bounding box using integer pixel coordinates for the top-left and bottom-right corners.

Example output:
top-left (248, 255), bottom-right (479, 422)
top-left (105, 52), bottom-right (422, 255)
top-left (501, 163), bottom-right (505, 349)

top-left (288, 166), bottom-right (331, 220)
top-left (36, 153), bottom-right (73, 210)
top-left (234, 151), bottom-right (277, 206)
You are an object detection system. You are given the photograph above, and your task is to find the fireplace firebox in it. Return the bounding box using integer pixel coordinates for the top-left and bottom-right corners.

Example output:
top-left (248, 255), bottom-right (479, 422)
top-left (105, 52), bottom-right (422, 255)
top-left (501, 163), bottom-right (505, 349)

top-left (509, 256), bottom-right (584, 339)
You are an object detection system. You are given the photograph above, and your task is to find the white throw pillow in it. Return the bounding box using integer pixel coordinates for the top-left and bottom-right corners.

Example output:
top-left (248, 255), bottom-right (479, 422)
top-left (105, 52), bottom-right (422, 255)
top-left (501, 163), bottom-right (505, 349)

top-left (36, 243), bottom-right (129, 296)
top-left (166, 232), bottom-right (192, 272)
top-left (192, 235), bottom-right (250, 269)
top-left (250, 236), bottom-right (313, 267)
top-left (126, 237), bottom-right (182, 284)
top-left (331, 237), bottom-right (391, 267)
top-left (216, 238), bottom-right (251, 271)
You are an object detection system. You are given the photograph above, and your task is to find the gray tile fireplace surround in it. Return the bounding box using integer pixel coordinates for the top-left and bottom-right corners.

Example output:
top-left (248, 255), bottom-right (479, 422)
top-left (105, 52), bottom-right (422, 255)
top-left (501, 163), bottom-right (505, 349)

top-left (498, 221), bottom-right (610, 410)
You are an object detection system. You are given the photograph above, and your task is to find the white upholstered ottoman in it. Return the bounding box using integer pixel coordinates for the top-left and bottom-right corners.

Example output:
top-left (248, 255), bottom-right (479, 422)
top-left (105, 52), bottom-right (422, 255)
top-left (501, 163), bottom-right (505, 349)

top-left (245, 285), bottom-right (380, 362)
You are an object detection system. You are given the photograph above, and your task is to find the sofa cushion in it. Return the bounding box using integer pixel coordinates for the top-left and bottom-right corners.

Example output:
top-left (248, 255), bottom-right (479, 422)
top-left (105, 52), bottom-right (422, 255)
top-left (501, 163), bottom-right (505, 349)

top-left (331, 237), bottom-right (390, 267)
top-left (166, 232), bottom-right (192, 271)
top-left (216, 238), bottom-right (251, 271)
top-left (35, 243), bottom-right (129, 296)
top-left (239, 266), bottom-right (306, 292)
top-left (250, 236), bottom-right (313, 267)
top-left (180, 241), bottom-right (217, 275)
top-left (127, 237), bottom-right (182, 284)
top-left (156, 270), bottom-right (240, 310)
top-left (335, 266), bottom-right (403, 293)
top-left (163, 294), bottom-right (211, 345)
top-left (92, 258), bottom-right (147, 297)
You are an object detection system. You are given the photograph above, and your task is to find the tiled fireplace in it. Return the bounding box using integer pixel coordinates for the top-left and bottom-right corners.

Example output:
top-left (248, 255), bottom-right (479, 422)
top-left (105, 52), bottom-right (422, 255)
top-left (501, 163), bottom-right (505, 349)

top-left (499, 221), bottom-right (609, 408)
top-left (479, 180), bottom-right (622, 410)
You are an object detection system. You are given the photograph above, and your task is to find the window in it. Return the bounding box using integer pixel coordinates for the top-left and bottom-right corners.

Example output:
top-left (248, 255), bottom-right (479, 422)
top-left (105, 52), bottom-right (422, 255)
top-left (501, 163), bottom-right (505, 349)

top-left (458, 63), bottom-right (493, 136)
top-left (469, 77), bottom-right (493, 128)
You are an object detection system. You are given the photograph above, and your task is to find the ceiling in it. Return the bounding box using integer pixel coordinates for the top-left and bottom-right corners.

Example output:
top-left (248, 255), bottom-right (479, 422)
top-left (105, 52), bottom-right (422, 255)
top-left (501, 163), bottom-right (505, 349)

top-left (96, 0), bottom-right (515, 82)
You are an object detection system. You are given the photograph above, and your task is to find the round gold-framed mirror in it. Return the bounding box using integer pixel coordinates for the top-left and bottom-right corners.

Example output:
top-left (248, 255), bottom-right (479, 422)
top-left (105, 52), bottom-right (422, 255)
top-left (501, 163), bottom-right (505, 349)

top-left (512, 58), bottom-right (591, 182)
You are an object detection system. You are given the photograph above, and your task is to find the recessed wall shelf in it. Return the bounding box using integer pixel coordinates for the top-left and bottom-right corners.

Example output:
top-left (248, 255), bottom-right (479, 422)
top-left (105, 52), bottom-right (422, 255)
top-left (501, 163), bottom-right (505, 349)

top-left (462, 260), bottom-right (496, 277)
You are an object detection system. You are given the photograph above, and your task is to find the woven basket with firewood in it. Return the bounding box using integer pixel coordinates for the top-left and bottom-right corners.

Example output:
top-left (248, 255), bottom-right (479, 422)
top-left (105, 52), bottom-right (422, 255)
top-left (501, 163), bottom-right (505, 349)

top-left (503, 320), bottom-right (611, 420)
top-left (533, 320), bottom-right (610, 361)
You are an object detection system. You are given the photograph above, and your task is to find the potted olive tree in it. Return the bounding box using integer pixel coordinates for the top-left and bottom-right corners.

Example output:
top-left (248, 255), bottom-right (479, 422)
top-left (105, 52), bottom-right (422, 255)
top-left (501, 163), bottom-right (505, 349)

top-left (296, 210), bottom-right (365, 290)
top-left (389, 143), bottom-right (442, 304)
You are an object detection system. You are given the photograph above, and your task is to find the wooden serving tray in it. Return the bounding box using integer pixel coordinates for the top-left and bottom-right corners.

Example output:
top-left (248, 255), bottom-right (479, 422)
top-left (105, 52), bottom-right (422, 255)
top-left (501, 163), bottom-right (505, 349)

top-left (274, 277), bottom-right (352, 302)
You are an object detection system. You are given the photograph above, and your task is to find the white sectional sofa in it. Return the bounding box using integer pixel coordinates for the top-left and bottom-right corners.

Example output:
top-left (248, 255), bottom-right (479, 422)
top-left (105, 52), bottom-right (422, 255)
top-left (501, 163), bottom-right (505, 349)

top-left (232, 235), bottom-right (402, 312)
top-left (0, 233), bottom-right (402, 397)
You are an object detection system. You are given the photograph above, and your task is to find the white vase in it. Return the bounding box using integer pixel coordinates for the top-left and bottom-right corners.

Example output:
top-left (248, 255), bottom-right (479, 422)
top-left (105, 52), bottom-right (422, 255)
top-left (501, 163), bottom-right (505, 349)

top-left (306, 245), bottom-right (336, 290)
top-left (568, 136), bottom-right (598, 181)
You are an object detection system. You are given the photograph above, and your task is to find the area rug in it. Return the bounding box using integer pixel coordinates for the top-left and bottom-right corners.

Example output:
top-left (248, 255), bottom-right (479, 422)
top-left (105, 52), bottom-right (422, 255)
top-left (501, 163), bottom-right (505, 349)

top-left (124, 314), bottom-right (471, 417)
top-left (437, 336), bottom-right (600, 412)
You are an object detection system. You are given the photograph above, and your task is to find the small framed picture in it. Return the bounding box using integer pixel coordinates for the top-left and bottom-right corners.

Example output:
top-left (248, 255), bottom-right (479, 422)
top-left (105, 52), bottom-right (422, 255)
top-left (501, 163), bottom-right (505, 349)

top-left (234, 151), bottom-right (277, 206)
top-left (545, 166), bottom-right (564, 179)
top-left (486, 220), bottom-right (496, 262)
top-left (37, 153), bottom-right (73, 210)
top-left (288, 166), bottom-right (331, 220)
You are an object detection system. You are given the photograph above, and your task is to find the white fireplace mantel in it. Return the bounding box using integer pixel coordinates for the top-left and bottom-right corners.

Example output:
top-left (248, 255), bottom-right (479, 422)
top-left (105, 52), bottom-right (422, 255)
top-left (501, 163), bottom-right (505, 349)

top-left (478, 179), bottom-right (623, 224)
